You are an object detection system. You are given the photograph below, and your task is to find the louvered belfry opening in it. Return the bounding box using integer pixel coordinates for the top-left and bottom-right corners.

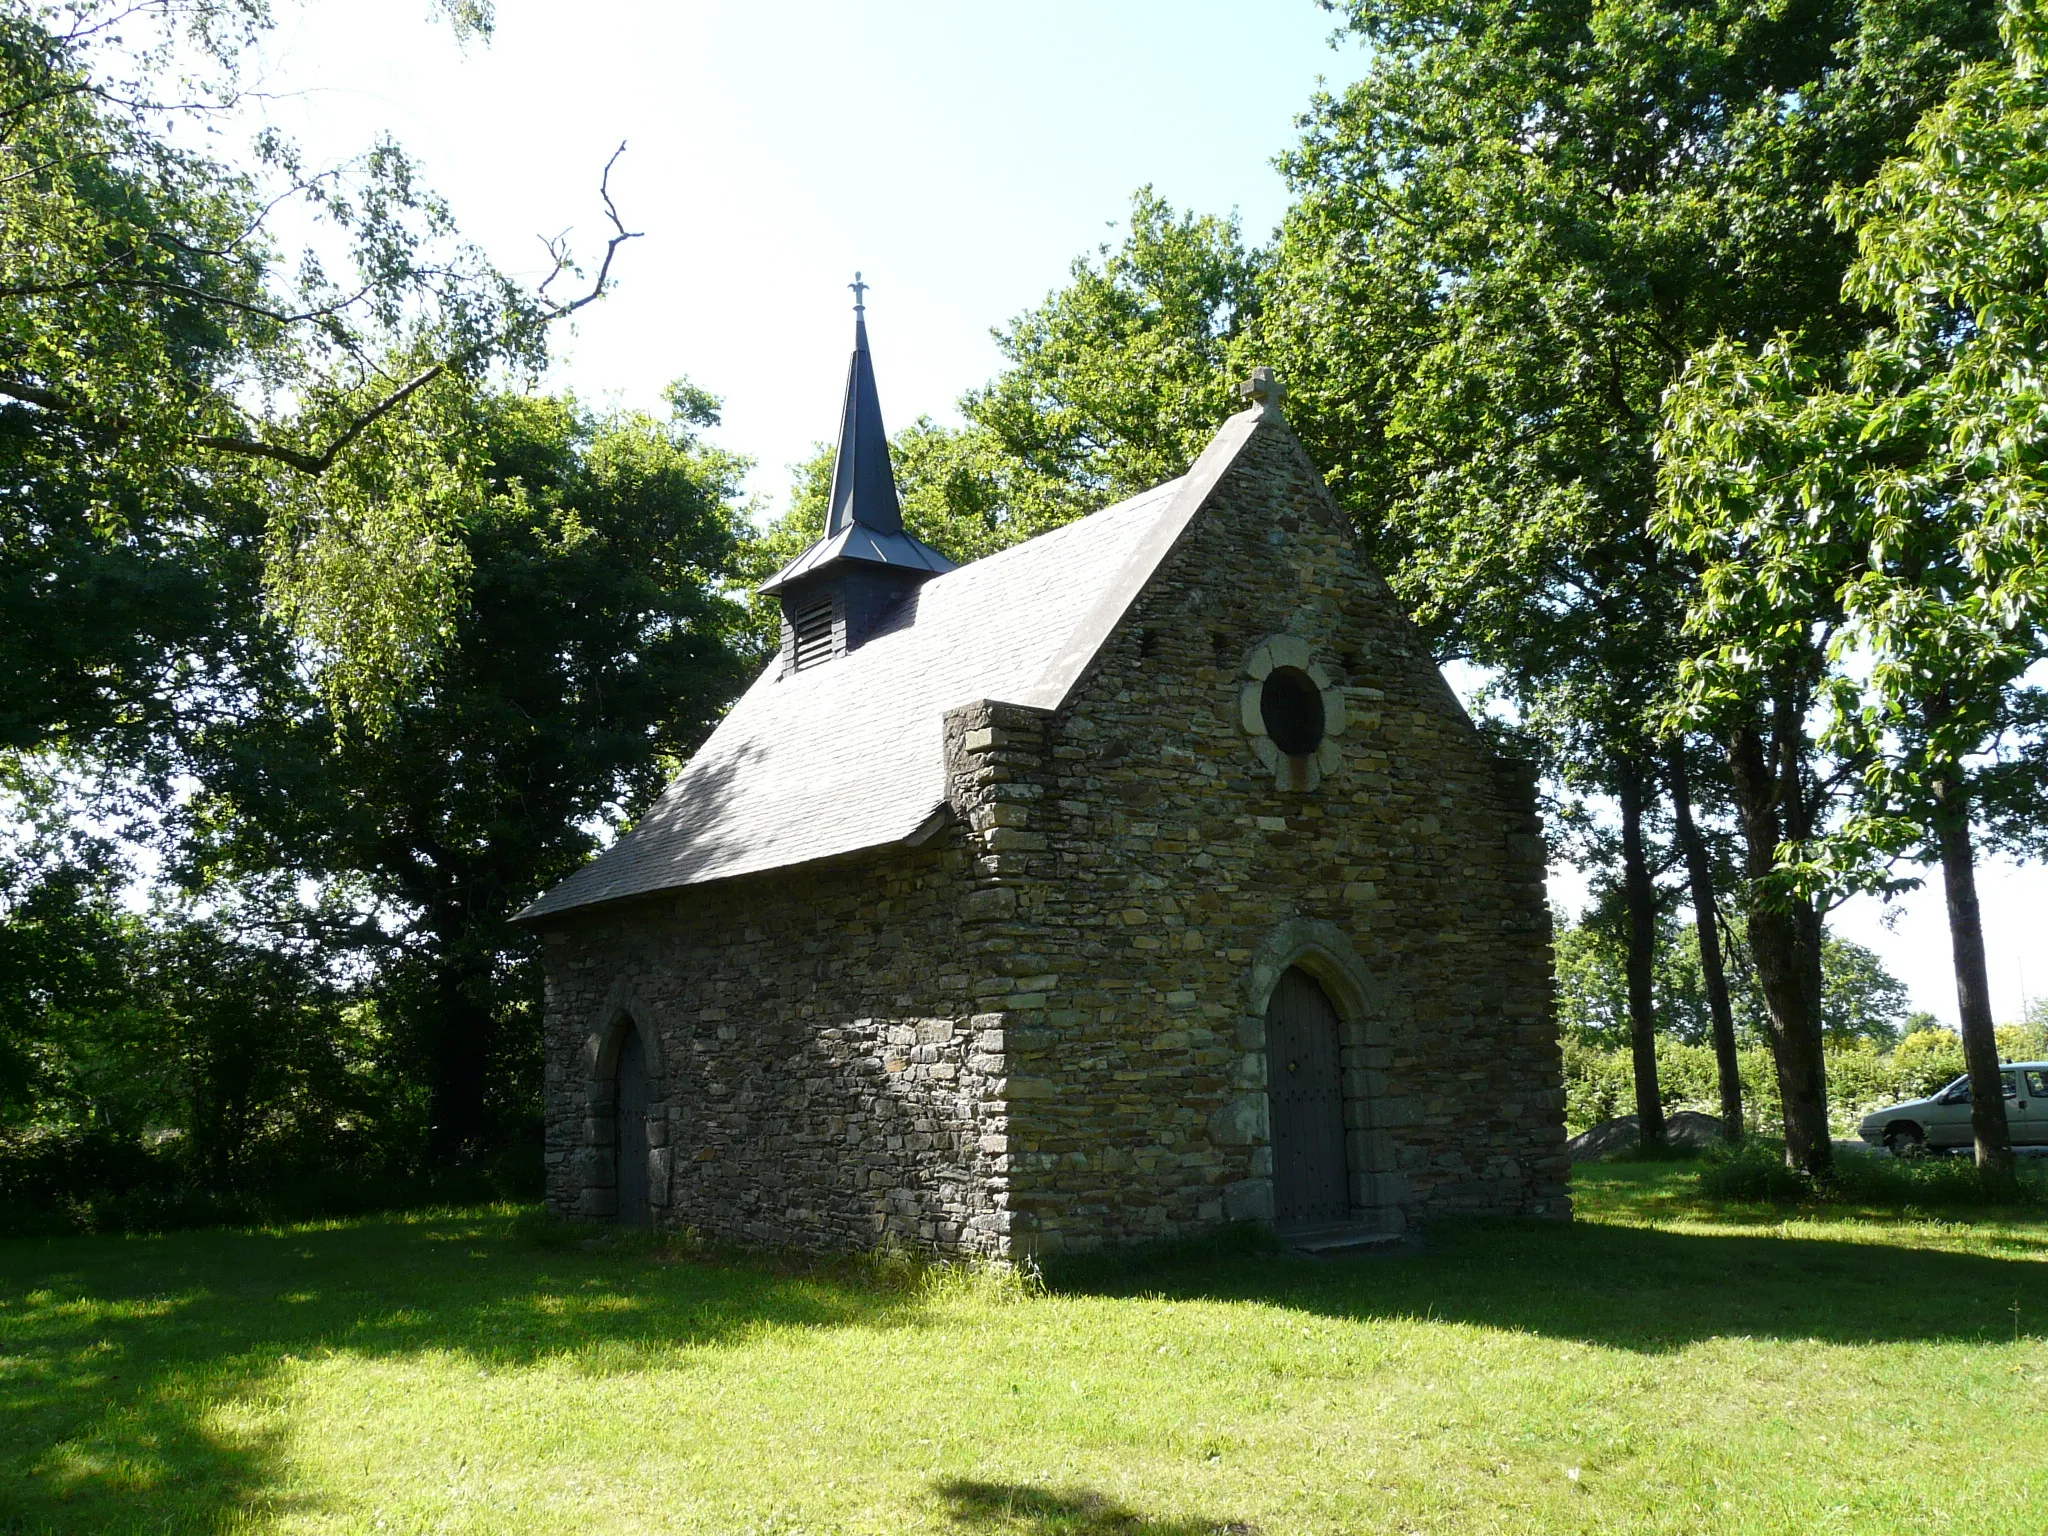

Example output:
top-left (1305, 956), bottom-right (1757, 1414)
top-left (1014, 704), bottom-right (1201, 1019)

top-left (760, 282), bottom-right (956, 672)
top-left (789, 592), bottom-right (838, 672)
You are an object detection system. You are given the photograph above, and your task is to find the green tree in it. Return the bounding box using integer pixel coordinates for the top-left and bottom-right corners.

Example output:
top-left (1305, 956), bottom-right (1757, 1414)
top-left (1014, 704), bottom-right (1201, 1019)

top-left (121, 916), bottom-right (378, 1186)
top-left (0, 762), bottom-right (390, 1194)
top-left (0, 771), bottom-right (135, 1123)
top-left (1558, 910), bottom-right (1911, 1051)
top-left (2, 1), bottom-right (634, 732)
top-left (744, 186), bottom-right (1265, 634)
top-left (1894, 1021), bottom-right (1967, 1096)
top-left (1660, 0), bottom-right (2048, 1179)
top-left (1817, 937), bottom-right (1914, 1043)
top-left (1255, 0), bottom-right (1999, 1174)
top-left (1666, 739), bottom-right (1748, 1136)
top-left (739, 415), bottom-right (1035, 649)
top-left (966, 187), bottom-right (1263, 514)
top-left (184, 388), bottom-right (750, 1162)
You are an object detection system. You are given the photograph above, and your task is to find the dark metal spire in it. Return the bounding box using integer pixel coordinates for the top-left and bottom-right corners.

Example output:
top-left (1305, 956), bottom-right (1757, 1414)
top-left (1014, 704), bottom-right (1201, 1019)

top-left (757, 281), bottom-right (956, 648)
top-left (825, 274), bottom-right (904, 537)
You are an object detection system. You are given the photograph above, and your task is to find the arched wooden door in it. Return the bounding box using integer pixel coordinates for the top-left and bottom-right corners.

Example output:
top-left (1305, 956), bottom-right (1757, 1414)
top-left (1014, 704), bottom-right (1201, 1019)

top-left (614, 1022), bottom-right (651, 1227)
top-left (1266, 967), bottom-right (1349, 1229)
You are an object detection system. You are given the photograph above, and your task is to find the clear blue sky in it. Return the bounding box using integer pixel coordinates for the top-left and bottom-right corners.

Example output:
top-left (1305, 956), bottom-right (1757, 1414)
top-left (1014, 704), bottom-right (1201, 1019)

top-left (238, 0), bottom-right (2048, 1032)
top-left (246, 0), bottom-right (1361, 505)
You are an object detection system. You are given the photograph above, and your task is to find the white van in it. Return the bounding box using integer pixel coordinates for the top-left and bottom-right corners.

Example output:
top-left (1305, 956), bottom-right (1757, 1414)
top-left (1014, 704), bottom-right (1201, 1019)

top-left (1857, 1062), bottom-right (2048, 1155)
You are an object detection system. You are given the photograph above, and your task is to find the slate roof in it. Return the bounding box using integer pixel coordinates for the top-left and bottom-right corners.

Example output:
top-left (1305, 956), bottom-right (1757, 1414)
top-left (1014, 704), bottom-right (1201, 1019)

top-left (516, 406), bottom-right (1266, 922)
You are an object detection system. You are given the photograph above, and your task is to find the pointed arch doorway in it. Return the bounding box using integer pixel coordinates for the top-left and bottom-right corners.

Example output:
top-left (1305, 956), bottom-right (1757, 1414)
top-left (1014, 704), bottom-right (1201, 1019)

top-left (1266, 967), bottom-right (1349, 1229)
top-left (614, 1021), bottom-right (651, 1227)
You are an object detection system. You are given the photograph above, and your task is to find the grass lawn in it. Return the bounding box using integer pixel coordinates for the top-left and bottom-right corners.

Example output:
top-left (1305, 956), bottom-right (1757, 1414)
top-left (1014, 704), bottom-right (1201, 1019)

top-left (3, 1166), bottom-right (2046, 1535)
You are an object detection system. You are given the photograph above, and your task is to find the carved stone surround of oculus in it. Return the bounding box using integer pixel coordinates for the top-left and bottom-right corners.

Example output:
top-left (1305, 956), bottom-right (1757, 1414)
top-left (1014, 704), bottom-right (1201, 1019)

top-left (1238, 633), bottom-right (1348, 793)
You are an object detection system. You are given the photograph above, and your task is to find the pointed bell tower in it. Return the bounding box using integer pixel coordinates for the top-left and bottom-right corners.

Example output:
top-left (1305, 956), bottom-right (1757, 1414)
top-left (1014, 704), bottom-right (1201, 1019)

top-left (760, 276), bottom-right (956, 671)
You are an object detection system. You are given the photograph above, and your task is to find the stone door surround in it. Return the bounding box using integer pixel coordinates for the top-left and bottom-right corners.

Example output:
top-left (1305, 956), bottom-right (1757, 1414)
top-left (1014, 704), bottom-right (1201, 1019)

top-left (1214, 918), bottom-right (1408, 1226)
top-left (575, 980), bottom-right (671, 1222)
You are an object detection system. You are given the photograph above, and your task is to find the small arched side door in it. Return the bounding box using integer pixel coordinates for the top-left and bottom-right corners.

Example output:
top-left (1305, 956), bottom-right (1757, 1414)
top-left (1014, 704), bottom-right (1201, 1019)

top-left (614, 1021), bottom-right (651, 1227)
top-left (1266, 966), bottom-right (1349, 1230)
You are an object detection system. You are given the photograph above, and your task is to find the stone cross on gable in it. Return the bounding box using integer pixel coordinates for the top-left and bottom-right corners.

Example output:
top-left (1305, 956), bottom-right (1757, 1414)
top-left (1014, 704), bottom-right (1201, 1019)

top-left (1240, 366), bottom-right (1287, 419)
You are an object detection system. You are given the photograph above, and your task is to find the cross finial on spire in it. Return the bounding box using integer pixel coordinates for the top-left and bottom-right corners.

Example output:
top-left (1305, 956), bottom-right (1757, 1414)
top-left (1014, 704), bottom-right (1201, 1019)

top-left (849, 271), bottom-right (868, 314)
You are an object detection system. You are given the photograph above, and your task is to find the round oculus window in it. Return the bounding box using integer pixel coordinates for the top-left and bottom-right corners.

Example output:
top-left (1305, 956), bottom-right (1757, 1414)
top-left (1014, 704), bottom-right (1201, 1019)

top-left (1260, 666), bottom-right (1326, 756)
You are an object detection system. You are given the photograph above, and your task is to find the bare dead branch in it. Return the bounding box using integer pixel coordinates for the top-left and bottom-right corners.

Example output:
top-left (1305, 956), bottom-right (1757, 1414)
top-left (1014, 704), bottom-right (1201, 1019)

top-left (533, 228), bottom-right (575, 301)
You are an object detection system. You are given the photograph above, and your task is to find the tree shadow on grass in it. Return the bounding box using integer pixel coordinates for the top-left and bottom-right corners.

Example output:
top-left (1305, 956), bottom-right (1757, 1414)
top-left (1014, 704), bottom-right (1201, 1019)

top-left (1043, 1211), bottom-right (2048, 1354)
top-left (933, 1479), bottom-right (1259, 1535)
top-left (7, 1197), bottom-right (2048, 1533)
top-left (0, 1208), bottom-right (929, 1534)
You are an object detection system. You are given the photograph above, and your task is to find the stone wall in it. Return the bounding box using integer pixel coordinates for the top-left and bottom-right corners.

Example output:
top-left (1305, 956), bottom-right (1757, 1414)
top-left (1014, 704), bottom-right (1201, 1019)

top-left (537, 840), bottom-right (1016, 1255)
top-left (945, 420), bottom-right (1569, 1253)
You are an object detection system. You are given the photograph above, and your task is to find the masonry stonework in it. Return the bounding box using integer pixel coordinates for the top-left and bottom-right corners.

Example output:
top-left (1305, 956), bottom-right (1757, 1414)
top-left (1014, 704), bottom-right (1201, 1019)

top-left (533, 407), bottom-right (1569, 1257)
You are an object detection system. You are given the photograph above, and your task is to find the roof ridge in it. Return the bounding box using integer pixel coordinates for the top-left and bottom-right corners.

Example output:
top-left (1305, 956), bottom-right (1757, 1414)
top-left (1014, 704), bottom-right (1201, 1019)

top-left (902, 474), bottom-right (1187, 596)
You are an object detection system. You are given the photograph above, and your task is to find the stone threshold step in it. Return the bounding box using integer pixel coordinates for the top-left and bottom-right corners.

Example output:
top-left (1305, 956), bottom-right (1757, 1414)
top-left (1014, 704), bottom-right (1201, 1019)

top-left (1282, 1222), bottom-right (1409, 1257)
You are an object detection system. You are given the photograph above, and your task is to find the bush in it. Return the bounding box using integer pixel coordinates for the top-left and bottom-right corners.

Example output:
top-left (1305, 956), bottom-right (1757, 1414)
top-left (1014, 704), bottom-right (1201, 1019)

top-left (1826, 1153), bottom-right (2042, 1209)
top-left (1695, 1139), bottom-right (1816, 1203)
top-left (1995, 1021), bottom-right (2048, 1062)
top-left (1562, 1035), bottom-right (1780, 1132)
top-left (1825, 1039), bottom-right (1898, 1120)
top-left (1564, 1025), bottom-right (2013, 1136)
top-left (0, 1124), bottom-right (541, 1237)
top-left (1695, 1137), bottom-right (2046, 1209)
top-left (1892, 1027), bottom-right (1966, 1099)
top-left (1561, 1034), bottom-right (1636, 1128)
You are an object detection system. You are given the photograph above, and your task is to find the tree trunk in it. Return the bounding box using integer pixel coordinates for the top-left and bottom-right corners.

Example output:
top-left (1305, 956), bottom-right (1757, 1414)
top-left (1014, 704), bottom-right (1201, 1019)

top-left (426, 969), bottom-right (494, 1166)
top-left (1932, 778), bottom-right (2015, 1181)
top-left (1618, 761), bottom-right (1665, 1149)
top-left (1667, 741), bottom-right (1743, 1140)
top-left (1726, 716), bottom-right (1832, 1177)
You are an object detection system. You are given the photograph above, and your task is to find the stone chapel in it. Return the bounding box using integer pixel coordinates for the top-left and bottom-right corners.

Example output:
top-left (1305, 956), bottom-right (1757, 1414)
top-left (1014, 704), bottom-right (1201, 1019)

top-left (517, 297), bottom-right (1570, 1257)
